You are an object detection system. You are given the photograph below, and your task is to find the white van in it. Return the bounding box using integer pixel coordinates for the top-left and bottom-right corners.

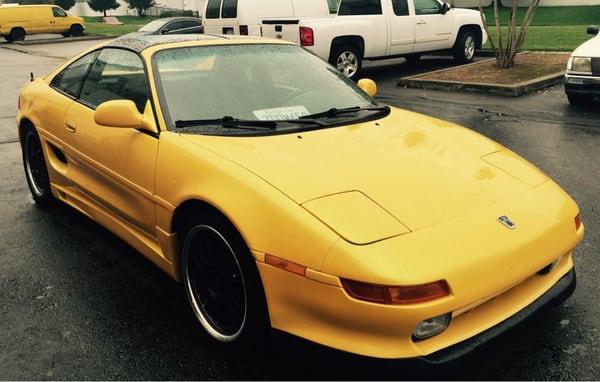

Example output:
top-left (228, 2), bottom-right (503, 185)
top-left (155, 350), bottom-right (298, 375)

top-left (202, 0), bottom-right (334, 43)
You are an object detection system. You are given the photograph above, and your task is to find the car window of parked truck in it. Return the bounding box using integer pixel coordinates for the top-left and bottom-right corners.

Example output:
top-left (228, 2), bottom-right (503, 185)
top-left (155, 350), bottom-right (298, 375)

top-left (414, 0), bottom-right (440, 15)
top-left (338, 0), bottom-right (382, 15)
top-left (391, 0), bottom-right (409, 16)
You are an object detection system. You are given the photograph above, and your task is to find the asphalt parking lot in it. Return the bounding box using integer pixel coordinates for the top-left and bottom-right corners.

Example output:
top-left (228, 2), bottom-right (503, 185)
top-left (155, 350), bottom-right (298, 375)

top-left (1, 40), bottom-right (599, 380)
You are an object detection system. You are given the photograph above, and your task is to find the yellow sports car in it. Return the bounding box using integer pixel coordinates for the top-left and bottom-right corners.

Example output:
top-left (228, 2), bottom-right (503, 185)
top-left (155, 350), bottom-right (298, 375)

top-left (17, 35), bottom-right (583, 362)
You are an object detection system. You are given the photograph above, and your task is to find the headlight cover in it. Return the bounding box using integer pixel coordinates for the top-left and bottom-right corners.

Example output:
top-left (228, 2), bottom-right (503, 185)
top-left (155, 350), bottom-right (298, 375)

top-left (568, 57), bottom-right (592, 73)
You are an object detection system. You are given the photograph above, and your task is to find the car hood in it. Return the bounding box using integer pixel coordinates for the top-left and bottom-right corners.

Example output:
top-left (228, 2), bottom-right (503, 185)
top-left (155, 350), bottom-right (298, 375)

top-left (572, 35), bottom-right (600, 57)
top-left (181, 108), bottom-right (547, 238)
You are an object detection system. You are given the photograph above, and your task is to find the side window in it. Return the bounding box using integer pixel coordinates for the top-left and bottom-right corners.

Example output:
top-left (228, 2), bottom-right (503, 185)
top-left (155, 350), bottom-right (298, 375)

top-left (206, 0), bottom-right (222, 19)
top-left (165, 21), bottom-right (185, 32)
top-left (328, 0), bottom-right (341, 13)
top-left (52, 7), bottom-right (66, 17)
top-left (391, 0), bottom-right (409, 16)
top-left (50, 51), bottom-right (99, 98)
top-left (221, 0), bottom-right (237, 18)
top-left (181, 20), bottom-right (201, 29)
top-left (414, 0), bottom-right (440, 15)
top-left (338, 0), bottom-right (382, 16)
top-left (79, 49), bottom-right (149, 113)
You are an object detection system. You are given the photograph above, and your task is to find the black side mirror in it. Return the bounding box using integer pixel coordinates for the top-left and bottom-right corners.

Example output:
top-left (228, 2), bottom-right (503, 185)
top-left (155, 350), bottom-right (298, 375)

top-left (587, 25), bottom-right (599, 36)
top-left (161, 28), bottom-right (170, 35)
top-left (440, 2), bottom-right (450, 15)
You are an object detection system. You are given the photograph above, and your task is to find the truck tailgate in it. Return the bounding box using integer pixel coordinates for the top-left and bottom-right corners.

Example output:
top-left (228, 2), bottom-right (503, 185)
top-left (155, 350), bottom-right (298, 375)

top-left (261, 20), bottom-right (300, 44)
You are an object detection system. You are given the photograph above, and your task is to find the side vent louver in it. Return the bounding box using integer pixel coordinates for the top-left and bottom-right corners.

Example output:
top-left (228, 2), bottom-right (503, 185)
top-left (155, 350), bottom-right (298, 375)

top-left (50, 72), bottom-right (64, 88)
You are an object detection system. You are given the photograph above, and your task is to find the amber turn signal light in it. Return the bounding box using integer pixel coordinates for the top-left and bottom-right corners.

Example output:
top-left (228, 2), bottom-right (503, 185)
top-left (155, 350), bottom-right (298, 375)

top-left (341, 279), bottom-right (451, 305)
top-left (265, 254), bottom-right (306, 277)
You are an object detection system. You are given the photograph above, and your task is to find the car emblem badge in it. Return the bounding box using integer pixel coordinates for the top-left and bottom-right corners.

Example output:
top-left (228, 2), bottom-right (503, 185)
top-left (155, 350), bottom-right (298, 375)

top-left (276, 34), bottom-right (283, 39)
top-left (498, 215), bottom-right (516, 230)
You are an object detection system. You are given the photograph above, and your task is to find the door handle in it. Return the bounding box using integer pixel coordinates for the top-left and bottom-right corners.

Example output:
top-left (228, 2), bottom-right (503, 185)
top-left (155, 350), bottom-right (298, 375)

top-left (416, 21), bottom-right (427, 25)
top-left (65, 121), bottom-right (77, 133)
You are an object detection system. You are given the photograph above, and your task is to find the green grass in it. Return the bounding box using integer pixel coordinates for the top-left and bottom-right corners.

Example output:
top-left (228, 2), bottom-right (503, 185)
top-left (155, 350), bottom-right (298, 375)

top-left (478, 5), bottom-right (600, 26)
top-left (83, 16), bottom-right (158, 36)
top-left (484, 25), bottom-right (593, 51)
top-left (475, 6), bottom-right (598, 51)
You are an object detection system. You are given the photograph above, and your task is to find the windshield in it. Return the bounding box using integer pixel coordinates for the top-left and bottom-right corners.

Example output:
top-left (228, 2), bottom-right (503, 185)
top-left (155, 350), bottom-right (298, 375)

top-left (139, 19), bottom-right (168, 32)
top-left (153, 44), bottom-right (377, 134)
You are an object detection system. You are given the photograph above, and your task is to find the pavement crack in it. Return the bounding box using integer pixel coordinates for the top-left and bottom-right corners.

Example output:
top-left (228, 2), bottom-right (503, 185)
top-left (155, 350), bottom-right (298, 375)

top-left (0, 139), bottom-right (19, 145)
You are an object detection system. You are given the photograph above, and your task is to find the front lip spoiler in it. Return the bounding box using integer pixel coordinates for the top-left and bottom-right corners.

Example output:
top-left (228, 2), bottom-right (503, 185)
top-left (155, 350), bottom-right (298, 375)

top-left (421, 268), bottom-right (577, 365)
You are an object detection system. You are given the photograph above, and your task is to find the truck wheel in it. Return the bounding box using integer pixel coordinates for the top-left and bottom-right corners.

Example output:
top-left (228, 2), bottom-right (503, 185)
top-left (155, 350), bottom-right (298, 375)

top-left (70, 24), bottom-right (84, 37)
top-left (61, 32), bottom-right (71, 37)
top-left (4, 35), bottom-right (14, 43)
top-left (330, 45), bottom-right (362, 80)
top-left (10, 28), bottom-right (25, 42)
top-left (453, 30), bottom-right (476, 64)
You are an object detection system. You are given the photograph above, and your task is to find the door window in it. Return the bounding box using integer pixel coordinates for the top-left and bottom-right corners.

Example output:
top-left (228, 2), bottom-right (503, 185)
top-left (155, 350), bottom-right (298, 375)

top-left (52, 7), bottom-right (67, 17)
top-left (221, 0), bottom-right (237, 18)
top-left (206, 0), bottom-right (222, 19)
top-left (164, 21), bottom-right (185, 33)
top-left (338, 0), bottom-right (382, 16)
top-left (50, 51), bottom-right (99, 98)
top-left (414, 0), bottom-right (440, 15)
top-left (391, 0), bottom-right (409, 16)
top-left (79, 49), bottom-right (149, 113)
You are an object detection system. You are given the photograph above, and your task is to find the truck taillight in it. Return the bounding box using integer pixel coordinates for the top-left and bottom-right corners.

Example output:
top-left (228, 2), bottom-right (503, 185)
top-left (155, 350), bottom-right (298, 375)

top-left (18, 95), bottom-right (21, 110)
top-left (239, 25), bottom-right (248, 35)
top-left (300, 27), bottom-right (314, 46)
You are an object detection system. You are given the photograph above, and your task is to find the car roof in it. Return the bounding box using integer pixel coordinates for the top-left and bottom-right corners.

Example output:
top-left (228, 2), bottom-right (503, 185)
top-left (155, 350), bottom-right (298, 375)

top-left (106, 34), bottom-right (289, 53)
top-left (151, 16), bottom-right (202, 22)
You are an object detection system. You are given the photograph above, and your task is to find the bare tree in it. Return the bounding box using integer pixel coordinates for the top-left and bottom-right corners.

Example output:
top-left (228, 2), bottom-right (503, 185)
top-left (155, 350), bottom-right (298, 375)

top-left (479, 0), bottom-right (541, 68)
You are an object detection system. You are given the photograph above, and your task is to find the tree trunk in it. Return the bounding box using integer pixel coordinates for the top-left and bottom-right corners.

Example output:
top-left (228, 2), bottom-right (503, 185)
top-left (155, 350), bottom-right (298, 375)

top-left (479, 0), bottom-right (540, 69)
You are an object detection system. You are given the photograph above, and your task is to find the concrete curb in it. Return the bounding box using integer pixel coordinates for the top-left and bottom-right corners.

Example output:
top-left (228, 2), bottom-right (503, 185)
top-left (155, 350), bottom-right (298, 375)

top-left (398, 55), bottom-right (566, 97)
top-left (12, 35), bottom-right (113, 46)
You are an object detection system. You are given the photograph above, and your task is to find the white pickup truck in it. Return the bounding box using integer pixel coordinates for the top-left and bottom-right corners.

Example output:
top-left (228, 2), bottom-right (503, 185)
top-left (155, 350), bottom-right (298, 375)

top-left (203, 0), bottom-right (487, 79)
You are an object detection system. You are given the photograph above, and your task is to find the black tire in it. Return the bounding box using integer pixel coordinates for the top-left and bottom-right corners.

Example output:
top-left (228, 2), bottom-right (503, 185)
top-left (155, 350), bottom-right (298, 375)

top-left (180, 211), bottom-right (270, 353)
top-left (405, 53), bottom-right (421, 64)
top-left (21, 124), bottom-right (53, 205)
top-left (61, 32), bottom-right (71, 37)
top-left (10, 28), bottom-right (25, 42)
top-left (4, 35), bottom-right (14, 43)
top-left (70, 24), bottom-right (84, 37)
top-left (453, 29), bottom-right (477, 64)
top-left (567, 94), bottom-right (591, 106)
top-left (329, 44), bottom-right (363, 80)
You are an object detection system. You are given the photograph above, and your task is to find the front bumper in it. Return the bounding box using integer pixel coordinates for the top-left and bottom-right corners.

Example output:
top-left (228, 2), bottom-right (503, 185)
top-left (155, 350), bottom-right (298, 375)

top-left (422, 267), bottom-right (576, 364)
top-left (565, 74), bottom-right (600, 97)
top-left (257, 252), bottom-right (577, 361)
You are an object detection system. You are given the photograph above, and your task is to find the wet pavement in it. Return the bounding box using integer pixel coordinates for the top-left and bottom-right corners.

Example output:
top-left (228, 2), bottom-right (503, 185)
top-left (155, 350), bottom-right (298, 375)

top-left (0, 41), bottom-right (599, 380)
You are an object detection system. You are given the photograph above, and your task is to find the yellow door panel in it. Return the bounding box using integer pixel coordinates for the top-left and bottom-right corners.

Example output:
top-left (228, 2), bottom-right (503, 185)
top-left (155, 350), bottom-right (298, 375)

top-left (62, 100), bottom-right (158, 235)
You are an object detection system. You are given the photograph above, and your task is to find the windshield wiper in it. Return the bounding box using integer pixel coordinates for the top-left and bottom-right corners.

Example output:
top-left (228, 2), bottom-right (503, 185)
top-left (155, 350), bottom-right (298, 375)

top-left (300, 105), bottom-right (389, 120)
top-left (175, 116), bottom-right (327, 130)
top-left (176, 116), bottom-right (278, 130)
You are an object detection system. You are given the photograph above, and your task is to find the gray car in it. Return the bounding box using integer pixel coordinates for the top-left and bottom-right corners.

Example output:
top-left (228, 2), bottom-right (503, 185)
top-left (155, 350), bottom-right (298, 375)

top-left (137, 17), bottom-right (204, 35)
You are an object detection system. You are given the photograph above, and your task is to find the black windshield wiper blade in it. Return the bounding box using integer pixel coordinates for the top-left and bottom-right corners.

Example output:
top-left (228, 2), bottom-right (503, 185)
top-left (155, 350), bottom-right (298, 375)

top-left (175, 116), bottom-right (278, 130)
top-left (300, 105), bottom-right (389, 120)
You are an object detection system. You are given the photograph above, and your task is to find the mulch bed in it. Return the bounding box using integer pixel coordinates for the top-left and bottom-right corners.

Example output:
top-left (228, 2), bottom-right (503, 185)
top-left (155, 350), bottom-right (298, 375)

top-left (417, 52), bottom-right (570, 85)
